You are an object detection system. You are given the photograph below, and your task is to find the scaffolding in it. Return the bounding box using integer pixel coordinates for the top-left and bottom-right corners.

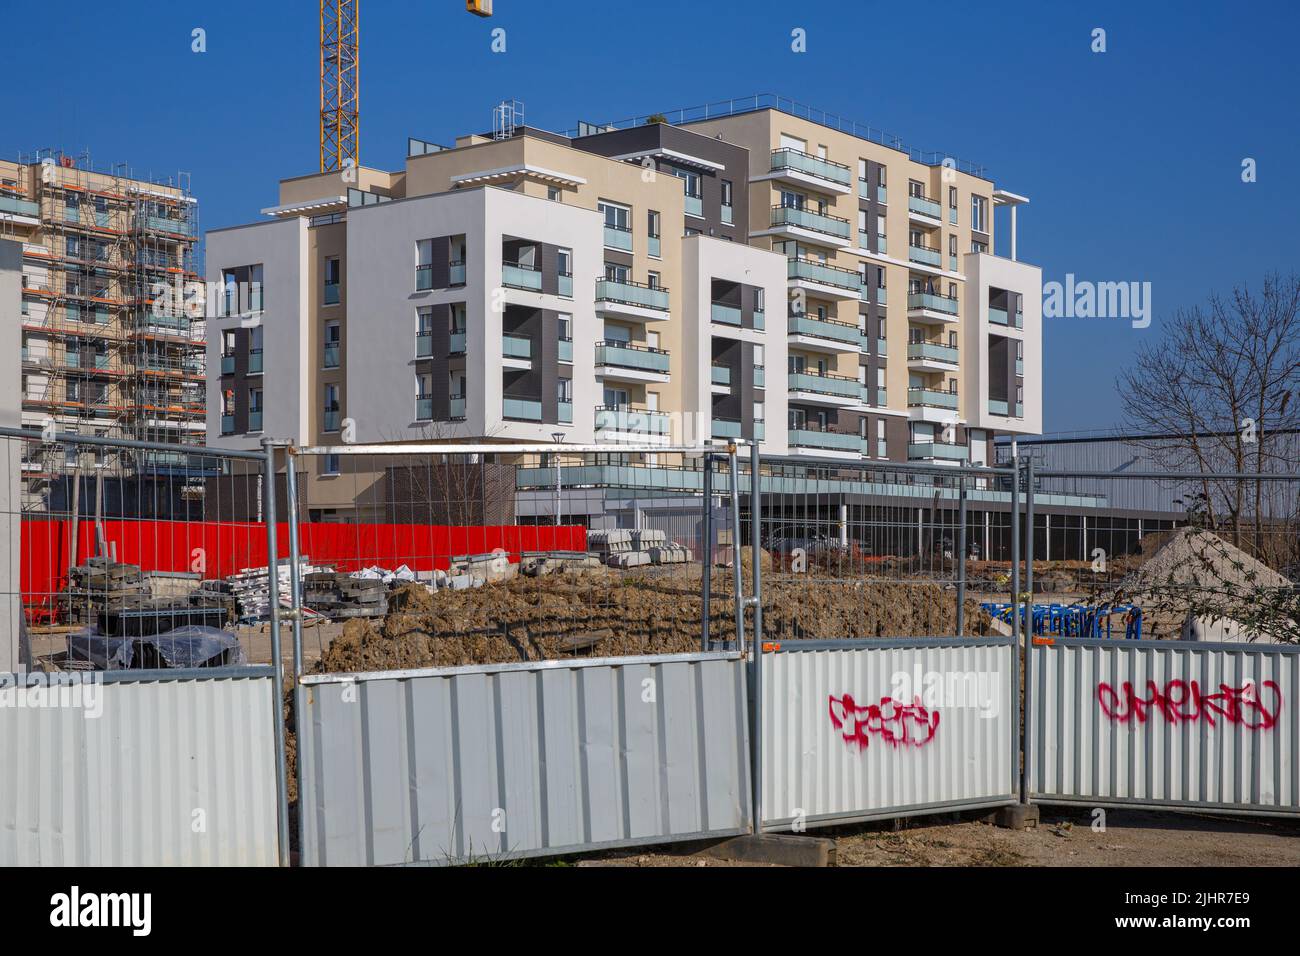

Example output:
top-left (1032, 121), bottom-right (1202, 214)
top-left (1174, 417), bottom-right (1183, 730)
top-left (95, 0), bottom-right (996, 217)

top-left (2, 150), bottom-right (205, 510)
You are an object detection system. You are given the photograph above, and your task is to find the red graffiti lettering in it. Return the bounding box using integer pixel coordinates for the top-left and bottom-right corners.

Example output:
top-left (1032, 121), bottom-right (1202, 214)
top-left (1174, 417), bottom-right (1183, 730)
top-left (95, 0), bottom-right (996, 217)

top-left (1097, 679), bottom-right (1283, 731)
top-left (828, 694), bottom-right (940, 750)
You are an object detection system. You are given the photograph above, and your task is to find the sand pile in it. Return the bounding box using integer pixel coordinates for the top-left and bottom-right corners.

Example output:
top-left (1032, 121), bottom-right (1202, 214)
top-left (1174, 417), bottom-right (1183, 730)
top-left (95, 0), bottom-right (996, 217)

top-left (314, 569), bottom-right (995, 674)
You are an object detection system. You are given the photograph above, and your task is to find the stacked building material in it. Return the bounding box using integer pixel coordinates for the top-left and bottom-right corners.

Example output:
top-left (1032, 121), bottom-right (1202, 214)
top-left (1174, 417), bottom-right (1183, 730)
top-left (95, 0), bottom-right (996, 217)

top-left (634, 529), bottom-right (691, 564)
top-left (302, 572), bottom-right (389, 619)
top-left (518, 551), bottom-right (603, 576)
top-left (587, 530), bottom-right (650, 569)
top-left (57, 558), bottom-right (150, 624)
top-left (221, 557), bottom-right (327, 622)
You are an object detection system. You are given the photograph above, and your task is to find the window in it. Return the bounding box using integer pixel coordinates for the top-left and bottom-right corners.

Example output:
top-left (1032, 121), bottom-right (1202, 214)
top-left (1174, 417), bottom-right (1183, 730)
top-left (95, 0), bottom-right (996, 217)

top-left (322, 453), bottom-right (341, 476)
top-left (323, 384), bottom-right (340, 432)
top-left (971, 195), bottom-right (989, 233)
top-left (323, 256), bottom-right (340, 305)
top-left (547, 186), bottom-right (562, 202)
top-left (971, 239), bottom-right (988, 254)
top-left (249, 387), bottom-right (264, 432)
top-left (598, 201), bottom-right (630, 230)
top-left (557, 378), bottom-right (572, 403)
top-left (754, 288), bottom-right (765, 313)
top-left (720, 180), bottom-right (733, 224)
top-left (878, 165), bottom-right (887, 187)
top-left (324, 320), bottom-right (341, 367)
top-left (557, 313), bottom-right (572, 341)
top-left (605, 261), bottom-right (629, 283)
top-left (948, 186), bottom-right (958, 224)
top-left (249, 326), bottom-right (264, 374)
top-left (647, 271), bottom-right (660, 290)
top-left (416, 239), bottom-right (433, 290)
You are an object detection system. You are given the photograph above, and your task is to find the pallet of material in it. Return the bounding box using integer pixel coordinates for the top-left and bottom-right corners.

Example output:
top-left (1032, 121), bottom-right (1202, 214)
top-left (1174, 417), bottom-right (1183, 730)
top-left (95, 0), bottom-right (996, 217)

top-left (302, 571), bottom-right (389, 619)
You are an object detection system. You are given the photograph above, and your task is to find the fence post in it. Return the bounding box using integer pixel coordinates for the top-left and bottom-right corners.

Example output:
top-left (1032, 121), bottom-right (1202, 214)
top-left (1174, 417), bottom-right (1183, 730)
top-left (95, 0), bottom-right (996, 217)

top-left (1010, 453), bottom-right (1023, 803)
top-left (701, 453), bottom-right (712, 653)
top-left (728, 444), bottom-right (745, 653)
top-left (1023, 456), bottom-right (1036, 803)
top-left (749, 440), bottom-right (764, 834)
top-left (283, 448), bottom-right (305, 679)
top-left (260, 437), bottom-right (291, 867)
top-left (956, 474), bottom-right (967, 636)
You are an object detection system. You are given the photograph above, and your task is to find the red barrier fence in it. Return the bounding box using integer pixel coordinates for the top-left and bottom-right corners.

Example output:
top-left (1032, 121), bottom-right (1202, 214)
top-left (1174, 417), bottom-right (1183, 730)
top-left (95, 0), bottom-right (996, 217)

top-left (21, 517), bottom-right (587, 600)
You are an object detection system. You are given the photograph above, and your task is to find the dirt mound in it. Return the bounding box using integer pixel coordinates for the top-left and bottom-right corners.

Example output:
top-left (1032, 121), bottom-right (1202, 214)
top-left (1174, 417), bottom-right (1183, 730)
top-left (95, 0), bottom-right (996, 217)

top-left (314, 571), bottom-right (994, 674)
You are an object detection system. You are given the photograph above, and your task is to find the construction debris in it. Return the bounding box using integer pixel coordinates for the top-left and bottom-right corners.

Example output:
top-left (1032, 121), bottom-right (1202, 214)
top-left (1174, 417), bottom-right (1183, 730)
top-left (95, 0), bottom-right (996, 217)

top-left (57, 558), bottom-right (150, 624)
top-left (588, 529), bottom-right (689, 568)
top-left (302, 572), bottom-right (389, 619)
top-left (216, 557), bottom-right (329, 623)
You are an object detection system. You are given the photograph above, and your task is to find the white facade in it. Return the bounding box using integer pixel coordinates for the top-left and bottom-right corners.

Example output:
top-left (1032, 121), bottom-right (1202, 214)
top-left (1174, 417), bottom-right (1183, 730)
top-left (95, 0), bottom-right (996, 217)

top-left (962, 252), bottom-right (1043, 437)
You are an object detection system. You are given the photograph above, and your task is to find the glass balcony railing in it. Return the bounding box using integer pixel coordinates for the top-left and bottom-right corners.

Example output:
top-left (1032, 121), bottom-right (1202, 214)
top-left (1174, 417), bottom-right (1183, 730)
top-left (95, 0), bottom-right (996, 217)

top-left (450, 330), bottom-right (466, 353)
top-left (220, 354), bottom-right (235, 375)
top-left (450, 396), bottom-right (466, 419)
top-left (990, 307), bottom-right (1008, 326)
top-left (875, 338), bottom-right (887, 356)
top-left (416, 264), bottom-right (433, 291)
top-left (907, 342), bottom-right (959, 364)
top-left (502, 262), bottom-right (542, 291)
top-left (324, 410), bottom-right (340, 432)
top-left (648, 236), bottom-right (661, 258)
top-left (712, 417), bottom-right (743, 439)
top-left (503, 397), bottom-right (543, 421)
top-left (908, 243), bottom-right (942, 267)
top-left (415, 333), bottom-right (432, 358)
top-left (908, 291), bottom-right (959, 315)
top-left (595, 405), bottom-right (670, 435)
top-left (787, 257), bottom-right (863, 293)
top-left (684, 195), bottom-right (703, 218)
top-left (771, 204), bottom-right (852, 240)
top-left (603, 224), bottom-right (633, 251)
top-left (711, 364), bottom-right (731, 387)
top-left (721, 205), bottom-right (732, 225)
top-left (876, 286), bottom-right (887, 306)
top-left (449, 261), bottom-right (466, 286)
top-left (858, 179), bottom-right (870, 199)
top-left (221, 415), bottom-right (235, 435)
top-left (559, 338), bottom-right (573, 363)
top-left (0, 195), bottom-right (39, 218)
top-left (787, 314), bottom-right (863, 347)
top-left (248, 410), bottom-right (264, 432)
top-left (502, 334), bottom-right (532, 360)
top-left (988, 400), bottom-right (1024, 418)
top-left (711, 302), bottom-right (741, 326)
top-left (908, 389), bottom-right (959, 410)
top-left (909, 442), bottom-right (969, 461)
top-left (907, 193), bottom-right (942, 220)
top-left (595, 341), bottom-right (670, 374)
top-left (877, 186), bottom-right (887, 204)
top-left (949, 255), bottom-right (958, 272)
top-left (558, 273), bottom-right (572, 297)
top-left (248, 349), bottom-right (264, 374)
top-left (872, 387), bottom-right (888, 406)
top-left (1015, 359), bottom-right (1024, 376)
top-left (754, 365), bottom-right (766, 388)
top-left (788, 370), bottom-right (861, 400)
top-left (559, 401), bottom-right (573, 424)
top-left (323, 283), bottom-right (340, 305)
top-left (789, 428), bottom-right (864, 454)
top-left (323, 341), bottom-right (341, 367)
top-left (145, 216), bottom-right (194, 237)
top-left (770, 148), bottom-right (852, 187)
top-left (596, 277), bottom-right (670, 312)
top-left (416, 397), bottom-right (433, 421)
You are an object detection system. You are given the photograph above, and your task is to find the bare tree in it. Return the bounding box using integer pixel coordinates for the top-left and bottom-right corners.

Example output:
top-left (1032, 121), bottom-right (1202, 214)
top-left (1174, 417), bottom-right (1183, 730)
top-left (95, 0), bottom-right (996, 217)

top-left (1117, 273), bottom-right (1300, 554)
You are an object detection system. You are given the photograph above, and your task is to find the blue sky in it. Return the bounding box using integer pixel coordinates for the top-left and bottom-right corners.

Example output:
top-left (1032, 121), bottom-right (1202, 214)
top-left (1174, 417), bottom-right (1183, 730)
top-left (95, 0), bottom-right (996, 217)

top-left (3, 0), bottom-right (1296, 432)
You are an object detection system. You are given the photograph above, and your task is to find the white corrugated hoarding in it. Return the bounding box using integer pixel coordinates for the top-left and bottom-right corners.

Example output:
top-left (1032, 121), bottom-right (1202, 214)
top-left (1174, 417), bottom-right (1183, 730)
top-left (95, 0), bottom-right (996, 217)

top-left (1029, 638), bottom-right (1299, 815)
top-left (297, 651), bottom-right (751, 866)
top-left (759, 638), bottom-right (1017, 830)
top-left (0, 668), bottom-right (280, 865)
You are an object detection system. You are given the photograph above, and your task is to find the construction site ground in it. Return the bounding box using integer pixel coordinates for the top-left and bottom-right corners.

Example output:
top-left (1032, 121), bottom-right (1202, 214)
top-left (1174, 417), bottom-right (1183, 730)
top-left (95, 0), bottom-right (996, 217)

top-left (572, 807), bottom-right (1300, 867)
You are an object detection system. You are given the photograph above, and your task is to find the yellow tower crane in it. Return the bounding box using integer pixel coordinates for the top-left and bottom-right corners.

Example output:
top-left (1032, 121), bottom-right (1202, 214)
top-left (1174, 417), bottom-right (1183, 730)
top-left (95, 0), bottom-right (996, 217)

top-left (321, 2), bottom-right (494, 173)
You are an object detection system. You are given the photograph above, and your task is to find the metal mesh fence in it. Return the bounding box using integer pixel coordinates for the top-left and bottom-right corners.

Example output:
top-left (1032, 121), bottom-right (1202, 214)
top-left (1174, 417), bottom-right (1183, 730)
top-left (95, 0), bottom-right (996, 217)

top-left (1, 428), bottom-right (276, 672)
top-left (284, 444), bottom-right (745, 676)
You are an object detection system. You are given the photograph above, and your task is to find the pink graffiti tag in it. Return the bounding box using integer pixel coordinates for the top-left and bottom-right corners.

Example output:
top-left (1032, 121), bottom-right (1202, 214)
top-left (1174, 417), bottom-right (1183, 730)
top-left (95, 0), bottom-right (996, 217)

top-left (1097, 679), bottom-right (1283, 731)
top-left (828, 694), bottom-right (940, 751)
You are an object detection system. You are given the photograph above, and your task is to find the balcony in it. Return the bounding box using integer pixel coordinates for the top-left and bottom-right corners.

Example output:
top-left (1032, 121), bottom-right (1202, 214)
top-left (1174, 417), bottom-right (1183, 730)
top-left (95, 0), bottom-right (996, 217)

top-left (0, 195), bottom-right (39, 219)
top-left (907, 291), bottom-right (960, 323)
top-left (559, 402), bottom-right (573, 424)
top-left (595, 340), bottom-right (670, 381)
top-left (789, 427), bottom-right (864, 456)
top-left (324, 283), bottom-right (340, 306)
top-left (907, 242), bottom-right (942, 268)
top-left (595, 405), bottom-right (671, 438)
top-left (415, 264), bottom-right (433, 291)
top-left (769, 148), bottom-right (852, 192)
top-left (416, 333), bottom-right (432, 358)
top-left (603, 223), bottom-right (633, 252)
top-left (907, 193), bottom-right (943, 222)
top-left (988, 399), bottom-right (1024, 418)
top-left (684, 194), bottom-right (703, 218)
top-left (502, 262), bottom-right (542, 291)
top-left (248, 349), bottom-right (263, 374)
top-left (754, 365), bottom-right (766, 388)
top-left (754, 310), bottom-right (765, 330)
top-left (711, 364), bottom-right (731, 388)
top-left (324, 410), bottom-right (341, 432)
top-left (450, 330), bottom-right (466, 353)
top-left (595, 277), bottom-right (670, 321)
top-left (220, 354), bottom-right (235, 375)
top-left (450, 260), bottom-right (466, 286)
top-left (908, 442), bottom-right (969, 462)
top-left (503, 397), bottom-right (543, 421)
top-left (787, 314), bottom-right (863, 352)
top-left (221, 414), bottom-right (234, 435)
top-left (787, 257), bottom-right (863, 298)
top-left (416, 397), bottom-right (433, 421)
top-left (1015, 358), bottom-right (1024, 376)
top-left (502, 334), bottom-right (532, 360)
top-left (559, 339), bottom-right (573, 363)
top-left (325, 341), bottom-right (341, 367)
top-left (712, 417), bottom-right (743, 440)
top-left (989, 306), bottom-right (1024, 329)
top-left (558, 272), bottom-right (572, 297)
top-left (248, 411), bottom-right (264, 432)
top-left (868, 387), bottom-right (888, 407)
top-left (788, 370), bottom-right (863, 405)
top-left (768, 205), bottom-right (852, 245)
top-left (450, 396), bottom-right (466, 419)
top-left (906, 342), bottom-right (959, 368)
top-left (711, 302), bottom-right (741, 326)
top-left (907, 388), bottom-right (959, 410)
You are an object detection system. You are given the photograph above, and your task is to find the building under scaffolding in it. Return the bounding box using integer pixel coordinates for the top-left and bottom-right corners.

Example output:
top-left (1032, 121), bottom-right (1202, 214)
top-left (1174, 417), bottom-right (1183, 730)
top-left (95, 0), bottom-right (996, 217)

top-left (0, 150), bottom-right (208, 514)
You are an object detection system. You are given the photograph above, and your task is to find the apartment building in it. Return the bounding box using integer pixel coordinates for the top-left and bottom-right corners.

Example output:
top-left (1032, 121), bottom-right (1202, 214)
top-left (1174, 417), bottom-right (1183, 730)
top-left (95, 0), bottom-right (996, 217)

top-left (0, 153), bottom-right (205, 506)
top-left (205, 98), bottom-right (1040, 519)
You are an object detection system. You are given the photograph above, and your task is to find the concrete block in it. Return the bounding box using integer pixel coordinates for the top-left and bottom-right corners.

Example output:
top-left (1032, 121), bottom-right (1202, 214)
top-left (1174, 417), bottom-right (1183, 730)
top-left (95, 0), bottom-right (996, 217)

top-left (695, 833), bottom-right (836, 867)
